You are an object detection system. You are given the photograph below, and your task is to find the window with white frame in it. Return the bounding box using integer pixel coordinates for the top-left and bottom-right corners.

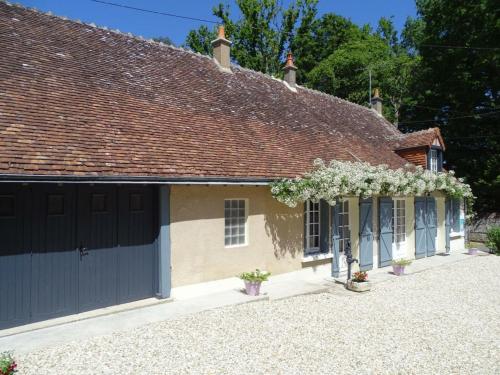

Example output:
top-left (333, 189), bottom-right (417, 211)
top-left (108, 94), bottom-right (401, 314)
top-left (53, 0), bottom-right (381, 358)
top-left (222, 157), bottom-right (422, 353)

top-left (338, 200), bottom-right (350, 253)
top-left (224, 199), bottom-right (247, 247)
top-left (305, 200), bottom-right (320, 253)
top-left (393, 199), bottom-right (406, 243)
top-left (430, 149), bottom-right (438, 172)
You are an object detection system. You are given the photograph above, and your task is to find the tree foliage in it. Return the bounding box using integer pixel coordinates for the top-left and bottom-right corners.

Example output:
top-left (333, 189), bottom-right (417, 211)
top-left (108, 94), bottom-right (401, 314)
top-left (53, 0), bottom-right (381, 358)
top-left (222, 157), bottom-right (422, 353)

top-left (400, 0), bottom-right (500, 211)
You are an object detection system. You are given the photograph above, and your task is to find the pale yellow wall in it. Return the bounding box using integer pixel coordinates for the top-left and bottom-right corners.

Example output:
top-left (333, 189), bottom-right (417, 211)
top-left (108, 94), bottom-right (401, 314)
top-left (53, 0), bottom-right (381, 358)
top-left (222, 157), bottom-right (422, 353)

top-left (170, 185), bottom-right (303, 287)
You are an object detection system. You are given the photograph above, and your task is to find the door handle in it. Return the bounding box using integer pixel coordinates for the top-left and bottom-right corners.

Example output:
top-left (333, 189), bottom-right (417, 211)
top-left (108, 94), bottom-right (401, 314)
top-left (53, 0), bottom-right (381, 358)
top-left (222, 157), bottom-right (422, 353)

top-left (78, 245), bottom-right (89, 258)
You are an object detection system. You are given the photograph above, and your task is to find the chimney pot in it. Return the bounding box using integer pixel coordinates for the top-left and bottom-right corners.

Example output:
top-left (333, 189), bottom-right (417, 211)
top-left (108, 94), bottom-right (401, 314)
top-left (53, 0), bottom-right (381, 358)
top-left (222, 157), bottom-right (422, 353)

top-left (283, 52), bottom-right (298, 87)
top-left (211, 25), bottom-right (231, 71)
top-left (371, 88), bottom-right (383, 116)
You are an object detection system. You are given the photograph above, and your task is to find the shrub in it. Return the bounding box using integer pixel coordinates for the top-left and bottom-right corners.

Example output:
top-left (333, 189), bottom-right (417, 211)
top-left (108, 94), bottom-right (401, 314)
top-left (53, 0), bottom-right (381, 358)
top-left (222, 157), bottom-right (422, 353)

top-left (0, 352), bottom-right (17, 375)
top-left (392, 258), bottom-right (413, 266)
top-left (239, 269), bottom-right (271, 282)
top-left (486, 226), bottom-right (500, 255)
top-left (352, 271), bottom-right (368, 282)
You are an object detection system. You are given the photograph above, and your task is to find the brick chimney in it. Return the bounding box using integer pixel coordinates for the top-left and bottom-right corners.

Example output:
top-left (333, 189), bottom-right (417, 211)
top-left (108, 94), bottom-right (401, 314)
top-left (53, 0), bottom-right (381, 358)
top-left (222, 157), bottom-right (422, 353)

top-left (371, 88), bottom-right (383, 116)
top-left (283, 52), bottom-right (297, 87)
top-left (211, 25), bottom-right (231, 71)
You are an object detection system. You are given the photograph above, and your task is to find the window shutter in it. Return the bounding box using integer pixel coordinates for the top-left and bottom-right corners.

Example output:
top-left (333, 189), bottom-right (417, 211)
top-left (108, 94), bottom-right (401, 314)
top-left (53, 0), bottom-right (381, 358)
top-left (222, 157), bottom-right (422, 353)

top-left (303, 202), bottom-right (307, 251)
top-left (379, 197), bottom-right (393, 267)
top-left (452, 199), bottom-right (461, 232)
top-left (320, 200), bottom-right (330, 253)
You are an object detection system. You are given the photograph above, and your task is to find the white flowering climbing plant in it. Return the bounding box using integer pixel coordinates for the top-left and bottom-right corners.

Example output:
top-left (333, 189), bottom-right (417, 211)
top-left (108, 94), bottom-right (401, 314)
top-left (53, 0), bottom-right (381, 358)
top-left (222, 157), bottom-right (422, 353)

top-left (270, 159), bottom-right (474, 208)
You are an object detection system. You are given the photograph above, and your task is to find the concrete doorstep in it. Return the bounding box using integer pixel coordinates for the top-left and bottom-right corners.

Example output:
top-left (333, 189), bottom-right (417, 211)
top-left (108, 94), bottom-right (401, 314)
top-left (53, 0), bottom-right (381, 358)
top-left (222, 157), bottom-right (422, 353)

top-left (0, 248), bottom-right (484, 354)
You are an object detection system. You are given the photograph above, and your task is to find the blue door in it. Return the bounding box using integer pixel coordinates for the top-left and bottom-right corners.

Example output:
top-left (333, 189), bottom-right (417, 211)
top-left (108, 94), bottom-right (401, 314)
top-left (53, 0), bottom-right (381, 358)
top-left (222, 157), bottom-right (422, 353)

top-left (415, 196), bottom-right (436, 258)
top-left (0, 184), bottom-right (158, 329)
top-left (359, 198), bottom-right (373, 271)
top-left (0, 185), bottom-right (32, 329)
top-left (426, 198), bottom-right (437, 256)
top-left (415, 197), bottom-right (426, 259)
top-left (445, 198), bottom-right (451, 253)
top-left (31, 185), bottom-right (79, 323)
top-left (379, 197), bottom-right (393, 267)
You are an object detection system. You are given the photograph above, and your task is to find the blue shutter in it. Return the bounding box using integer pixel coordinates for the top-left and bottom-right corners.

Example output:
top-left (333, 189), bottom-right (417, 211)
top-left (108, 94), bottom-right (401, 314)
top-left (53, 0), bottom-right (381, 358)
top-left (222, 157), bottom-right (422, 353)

top-left (426, 197), bottom-right (437, 256)
top-left (379, 197), bottom-right (393, 267)
top-left (415, 197), bottom-right (426, 258)
top-left (331, 202), bottom-right (341, 277)
top-left (303, 202), bottom-right (307, 251)
top-left (319, 200), bottom-right (330, 254)
top-left (445, 198), bottom-right (451, 253)
top-left (452, 199), bottom-right (461, 232)
top-left (359, 198), bottom-right (373, 271)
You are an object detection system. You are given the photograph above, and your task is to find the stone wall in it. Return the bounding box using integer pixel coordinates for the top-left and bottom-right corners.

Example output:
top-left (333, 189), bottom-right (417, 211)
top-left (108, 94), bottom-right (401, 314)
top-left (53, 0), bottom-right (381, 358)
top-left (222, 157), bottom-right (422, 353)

top-left (468, 212), bottom-right (500, 242)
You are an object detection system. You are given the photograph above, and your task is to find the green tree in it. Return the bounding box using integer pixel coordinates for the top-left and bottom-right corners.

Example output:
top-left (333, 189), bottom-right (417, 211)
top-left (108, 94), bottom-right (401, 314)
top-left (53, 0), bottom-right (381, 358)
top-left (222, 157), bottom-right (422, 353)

top-left (305, 17), bottom-right (419, 124)
top-left (185, 25), bottom-right (216, 56)
top-left (185, 0), bottom-right (318, 76)
top-left (291, 13), bottom-right (366, 84)
top-left (399, 0), bottom-right (500, 211)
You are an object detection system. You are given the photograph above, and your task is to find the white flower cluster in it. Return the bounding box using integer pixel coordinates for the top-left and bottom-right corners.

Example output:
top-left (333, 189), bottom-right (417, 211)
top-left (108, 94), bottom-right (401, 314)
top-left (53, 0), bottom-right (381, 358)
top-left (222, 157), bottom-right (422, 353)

top-left (270, 159), bottom-right (474, 208)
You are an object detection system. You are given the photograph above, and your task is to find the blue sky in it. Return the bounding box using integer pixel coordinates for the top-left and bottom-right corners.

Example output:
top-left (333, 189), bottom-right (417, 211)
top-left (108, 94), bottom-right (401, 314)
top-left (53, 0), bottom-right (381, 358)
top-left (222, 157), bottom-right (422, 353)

top-left (16, 0), bottom-right (417, 45)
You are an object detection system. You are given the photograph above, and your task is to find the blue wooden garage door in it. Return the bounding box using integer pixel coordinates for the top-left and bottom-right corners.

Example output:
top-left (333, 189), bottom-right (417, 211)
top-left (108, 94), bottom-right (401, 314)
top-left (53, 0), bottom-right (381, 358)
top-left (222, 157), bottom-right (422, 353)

top-left (0, 184), bottom-right (158, 329)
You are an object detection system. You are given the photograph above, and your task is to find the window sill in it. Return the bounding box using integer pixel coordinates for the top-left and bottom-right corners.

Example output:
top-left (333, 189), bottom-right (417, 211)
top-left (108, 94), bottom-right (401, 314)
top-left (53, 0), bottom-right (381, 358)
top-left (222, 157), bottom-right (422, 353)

top-left (224, 243), bottom-right (249, 249)
top-left (302, 252), bottom-right (333, 263)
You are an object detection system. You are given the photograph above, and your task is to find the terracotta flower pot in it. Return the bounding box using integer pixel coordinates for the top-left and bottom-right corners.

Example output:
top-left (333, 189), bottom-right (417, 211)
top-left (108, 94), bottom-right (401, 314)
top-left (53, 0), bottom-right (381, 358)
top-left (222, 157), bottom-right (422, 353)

top-left (392, 264), bottom-right (405, 276)
top-left (244, 281), bottom-right (262, 296)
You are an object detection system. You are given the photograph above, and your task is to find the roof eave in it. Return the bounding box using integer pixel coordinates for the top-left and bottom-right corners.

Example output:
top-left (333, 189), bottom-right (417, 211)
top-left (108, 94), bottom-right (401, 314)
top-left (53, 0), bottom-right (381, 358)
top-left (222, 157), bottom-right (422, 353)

top-left (0, 173), bottom-right (274, 185)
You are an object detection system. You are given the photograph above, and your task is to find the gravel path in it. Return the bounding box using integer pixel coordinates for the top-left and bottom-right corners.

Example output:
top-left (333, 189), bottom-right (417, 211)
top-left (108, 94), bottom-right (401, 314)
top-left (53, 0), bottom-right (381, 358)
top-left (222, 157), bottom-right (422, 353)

top-left (18, 255), bottom-right (500, 374)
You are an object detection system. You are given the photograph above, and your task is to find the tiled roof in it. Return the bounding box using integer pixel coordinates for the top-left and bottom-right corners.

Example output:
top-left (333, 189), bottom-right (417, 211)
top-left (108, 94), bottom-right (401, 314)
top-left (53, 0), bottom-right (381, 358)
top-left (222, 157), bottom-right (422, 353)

top-left (0, 2), bottom-right (410, 180)
top-left (395, 128), bottom-right (445, 151)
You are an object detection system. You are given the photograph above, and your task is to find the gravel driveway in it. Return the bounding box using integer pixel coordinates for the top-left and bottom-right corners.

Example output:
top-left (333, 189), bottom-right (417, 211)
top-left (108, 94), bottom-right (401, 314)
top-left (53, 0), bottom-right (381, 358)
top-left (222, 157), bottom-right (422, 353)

top-left (18, 255), bottom-right (500, 374)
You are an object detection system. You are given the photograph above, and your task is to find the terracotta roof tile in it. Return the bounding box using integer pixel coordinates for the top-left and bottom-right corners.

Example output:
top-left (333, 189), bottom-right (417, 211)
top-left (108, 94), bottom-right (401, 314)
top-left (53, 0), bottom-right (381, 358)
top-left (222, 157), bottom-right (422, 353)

top-left (0, 2), bottom-right (410, 180)
top-left (395, 128), bottom-right (445, 151)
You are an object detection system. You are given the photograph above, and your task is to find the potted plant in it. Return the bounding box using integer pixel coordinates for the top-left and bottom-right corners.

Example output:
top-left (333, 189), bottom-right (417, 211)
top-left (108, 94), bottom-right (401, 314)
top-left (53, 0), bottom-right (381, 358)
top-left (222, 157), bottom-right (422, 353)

top-left (239, 269), bottom-right (271, 296)
top-left (392, 258), bottom-right (412, 275)
top-left (346, 271), bottom-right (371, 292)
top-left (0, 352), bottom-right (17, 375)
top-left (467, 247), bottom-right (478, 255)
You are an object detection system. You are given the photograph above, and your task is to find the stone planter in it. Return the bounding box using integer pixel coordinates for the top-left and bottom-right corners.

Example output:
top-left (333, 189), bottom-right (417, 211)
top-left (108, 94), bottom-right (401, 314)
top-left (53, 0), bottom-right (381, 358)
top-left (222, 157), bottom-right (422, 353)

top-left (346, 280), bottom-right (372, 292)
top-left (244, 281), bottom-right (262, 296)
top-left (468, 248), bottom-right (478, 255)
top-left (392, 264), bottom-right (406, 276)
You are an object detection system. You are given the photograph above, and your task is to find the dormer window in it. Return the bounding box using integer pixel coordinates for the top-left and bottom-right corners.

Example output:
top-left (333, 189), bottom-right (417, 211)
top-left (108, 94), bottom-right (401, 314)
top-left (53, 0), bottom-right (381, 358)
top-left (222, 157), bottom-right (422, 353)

top-left (427, 147), bottom-right (443, 172)
top-left (430, 149), bottom-right (438, 172)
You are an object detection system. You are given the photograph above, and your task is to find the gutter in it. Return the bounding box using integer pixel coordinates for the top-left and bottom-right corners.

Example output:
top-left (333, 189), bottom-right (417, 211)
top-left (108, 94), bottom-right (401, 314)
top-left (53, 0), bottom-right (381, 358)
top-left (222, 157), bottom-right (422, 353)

top-left (0, 174), bottom-right (274, 185)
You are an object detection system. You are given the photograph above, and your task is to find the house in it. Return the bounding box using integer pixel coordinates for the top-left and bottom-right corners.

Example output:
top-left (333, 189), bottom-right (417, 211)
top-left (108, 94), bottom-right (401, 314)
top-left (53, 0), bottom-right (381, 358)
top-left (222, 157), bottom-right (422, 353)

top-left (0, 2), bottom-right (465, 330)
